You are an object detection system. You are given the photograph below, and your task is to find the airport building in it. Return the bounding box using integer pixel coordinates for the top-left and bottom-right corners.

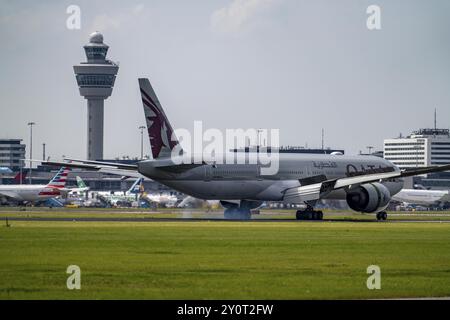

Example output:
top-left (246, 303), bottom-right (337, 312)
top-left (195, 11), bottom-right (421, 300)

top-left (384, 128), bottom-right (450, 169)
top-left (0, 139), bottom-right (25, 171)
top-left (233, 146), bottom-right (345, 154)
top-left (384, 128), bottom-right (450, 189)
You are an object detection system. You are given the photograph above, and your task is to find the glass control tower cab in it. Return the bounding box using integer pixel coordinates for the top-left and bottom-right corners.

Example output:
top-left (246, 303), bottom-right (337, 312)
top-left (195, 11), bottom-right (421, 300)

top-left (73, 31), bottom-right (119, 160)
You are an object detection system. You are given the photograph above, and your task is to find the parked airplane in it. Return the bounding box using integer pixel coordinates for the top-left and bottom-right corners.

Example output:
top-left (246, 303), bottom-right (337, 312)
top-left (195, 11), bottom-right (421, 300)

top-left (0, 167), bottom-right (70, 203)
top-left (97, 178), bottom-right (143, 206)
top-left (42, 78), bottom-right (450, 220)
top-left (178, 196), bottom-right (219, 209)
top-left (392, 188), bottom-right (450, 208)
top-left (0, 167), bottom-right (13, 174)
top-left (0, 170), bottom-right (28, 184)
top-left (68, 176), bottom-right (90, 195)
top-left (142, 192), bottom-right (179, 208)
top-left (13, 171), bottom-right (27, 184)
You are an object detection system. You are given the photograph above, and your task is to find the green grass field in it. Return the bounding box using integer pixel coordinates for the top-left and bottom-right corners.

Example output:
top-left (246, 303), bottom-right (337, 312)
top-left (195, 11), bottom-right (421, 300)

top-left (1, 207), bottom-right (450, 221)
top-left (1, 220), bottom-right (450, 299)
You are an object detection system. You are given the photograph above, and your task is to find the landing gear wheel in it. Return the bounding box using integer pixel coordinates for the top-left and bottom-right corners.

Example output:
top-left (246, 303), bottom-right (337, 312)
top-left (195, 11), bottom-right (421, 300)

top-left (318, 211), bottom-right (323, 220)
top-left (296, 210), bottom-right (323, 221)
top-left (376, 212), bottom-right (388, 221)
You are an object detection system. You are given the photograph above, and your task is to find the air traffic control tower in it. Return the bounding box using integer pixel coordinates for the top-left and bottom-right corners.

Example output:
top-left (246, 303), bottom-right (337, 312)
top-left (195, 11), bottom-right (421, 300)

top-left (73, 31), bottom-right (119, 160)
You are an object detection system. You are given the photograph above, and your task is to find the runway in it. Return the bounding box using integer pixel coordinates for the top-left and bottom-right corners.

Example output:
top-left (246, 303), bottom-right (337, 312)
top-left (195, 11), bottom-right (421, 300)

top-left (4, 216), bottom-right (450, 223)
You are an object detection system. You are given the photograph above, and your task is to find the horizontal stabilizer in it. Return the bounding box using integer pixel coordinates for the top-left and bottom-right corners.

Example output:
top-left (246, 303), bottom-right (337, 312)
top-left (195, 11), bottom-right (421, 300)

top-left (41, 160), bottom-right (146, 180)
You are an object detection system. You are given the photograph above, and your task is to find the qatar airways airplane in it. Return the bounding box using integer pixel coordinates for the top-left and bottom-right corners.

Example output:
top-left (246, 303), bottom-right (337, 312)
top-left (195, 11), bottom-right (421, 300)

top-left (0, 167), bottom-right (79, 203)
top-left (42, 78), bottom-right (450, 220)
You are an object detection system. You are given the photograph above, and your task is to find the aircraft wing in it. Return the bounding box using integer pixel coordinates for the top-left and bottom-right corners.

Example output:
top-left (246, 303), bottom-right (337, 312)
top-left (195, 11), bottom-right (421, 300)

top-left (441, 191), bottom-right (450, 203)
top-left (0, 191), bottom-right (19, 200)
top-left (43, 158), bottom-right (200, 177)
top-left (42, 160), bottom-right (146, 179)
top-left (97, 167), bottom-right (146, 179)
top-left (283, 164), bottom-right (450, 204)
top-left (64, 158), bottom-right (138, 170)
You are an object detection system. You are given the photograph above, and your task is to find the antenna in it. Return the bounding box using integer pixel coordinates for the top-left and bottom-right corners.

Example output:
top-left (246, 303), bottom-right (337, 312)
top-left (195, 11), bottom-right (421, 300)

top-left (434, 108), bottom-right (437, 130)
top-left (321, 128), bottom-right (324, 150)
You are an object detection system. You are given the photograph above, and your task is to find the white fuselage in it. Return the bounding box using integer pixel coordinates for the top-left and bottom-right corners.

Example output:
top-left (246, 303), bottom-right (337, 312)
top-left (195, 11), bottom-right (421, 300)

top-left (138, 153), bottom-right (404, 202)
top-left (143, 193), bottom-right (178, 207)
top-left (392, 189), bottom-right (450, 206)
top-left (0, 185), bottom-right (62, 202)
top-left (95, 191), bottom-right (138, 205)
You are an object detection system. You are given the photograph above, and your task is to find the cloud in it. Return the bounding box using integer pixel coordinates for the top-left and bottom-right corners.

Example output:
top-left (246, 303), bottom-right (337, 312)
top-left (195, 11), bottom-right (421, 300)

top-left (90, 4), bottom-right (145, 32)
top-left (91, 13), bottom-right (122, 31)
top-left (211, 0), bottom-right (277, 34)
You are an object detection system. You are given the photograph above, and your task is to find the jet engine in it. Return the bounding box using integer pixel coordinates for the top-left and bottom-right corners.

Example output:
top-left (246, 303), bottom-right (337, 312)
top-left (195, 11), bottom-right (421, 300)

top-left (346, 182), bottom-right (391, 213)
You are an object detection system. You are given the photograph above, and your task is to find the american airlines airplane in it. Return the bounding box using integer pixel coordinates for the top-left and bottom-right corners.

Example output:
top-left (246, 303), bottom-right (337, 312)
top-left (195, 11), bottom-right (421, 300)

top-left (0, 167), bottom-right (71, 203)
top-left (42, 78), bottom-right (450, 220)
top-left (0, 167), bottom-right (13, 174)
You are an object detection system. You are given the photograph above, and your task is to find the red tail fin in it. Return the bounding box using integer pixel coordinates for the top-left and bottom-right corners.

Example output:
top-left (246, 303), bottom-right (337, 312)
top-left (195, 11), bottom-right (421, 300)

top-left (13, 171), bottom-right (27, 184)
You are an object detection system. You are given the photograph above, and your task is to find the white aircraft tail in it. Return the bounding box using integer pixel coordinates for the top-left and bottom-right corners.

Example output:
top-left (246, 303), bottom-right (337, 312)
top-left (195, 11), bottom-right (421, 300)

top-left (127, 178), bottom-right (143, 194)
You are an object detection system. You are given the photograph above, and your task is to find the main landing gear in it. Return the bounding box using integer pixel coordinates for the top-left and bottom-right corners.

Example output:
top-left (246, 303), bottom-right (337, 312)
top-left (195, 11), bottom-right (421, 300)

top-left (296, 204), bottom-right (323, 221)
top-left (376, 211), bottom-right (388, 221)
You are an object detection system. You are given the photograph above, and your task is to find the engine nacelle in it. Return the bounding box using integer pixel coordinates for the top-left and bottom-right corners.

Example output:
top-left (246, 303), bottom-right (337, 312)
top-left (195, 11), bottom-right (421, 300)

top-left (346, 182), bottom-right (391, 213)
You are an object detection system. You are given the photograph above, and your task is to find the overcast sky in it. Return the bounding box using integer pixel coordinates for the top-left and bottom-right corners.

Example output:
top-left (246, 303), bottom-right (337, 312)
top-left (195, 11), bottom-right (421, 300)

top-left (1, 0), bottom-right (449, 160)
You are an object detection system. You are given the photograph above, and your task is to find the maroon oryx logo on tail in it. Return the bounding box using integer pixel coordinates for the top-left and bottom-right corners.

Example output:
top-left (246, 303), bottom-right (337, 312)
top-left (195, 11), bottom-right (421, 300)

top-left (139, 78), bottom-right (179, 159)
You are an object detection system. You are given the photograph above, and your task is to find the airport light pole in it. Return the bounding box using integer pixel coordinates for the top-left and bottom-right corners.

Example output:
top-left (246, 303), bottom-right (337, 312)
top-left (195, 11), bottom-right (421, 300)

top-left (27, 122), bottom-right (35, 184)
top-left (139, 126), bottom-right (146, 159)
top-left (257, 129), bottom-right (263, 152)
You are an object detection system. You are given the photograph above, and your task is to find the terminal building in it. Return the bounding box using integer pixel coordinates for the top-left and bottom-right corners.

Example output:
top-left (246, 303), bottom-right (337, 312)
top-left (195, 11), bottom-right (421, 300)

top-left (384, 128), bottom-right (450, 169)
top-left (233, 146), bottom-right (345, 154)
top-left (0, 139), bottom-right (25, 171)
top-left (384, 128), bottom-right (450, 189)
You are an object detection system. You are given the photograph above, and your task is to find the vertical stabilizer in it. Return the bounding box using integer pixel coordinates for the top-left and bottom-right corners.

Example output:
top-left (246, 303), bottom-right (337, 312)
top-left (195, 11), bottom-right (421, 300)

top-left (138, 78), bottom-right (180, 159)
top-left (46, 167), bottom-right (70, 189)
